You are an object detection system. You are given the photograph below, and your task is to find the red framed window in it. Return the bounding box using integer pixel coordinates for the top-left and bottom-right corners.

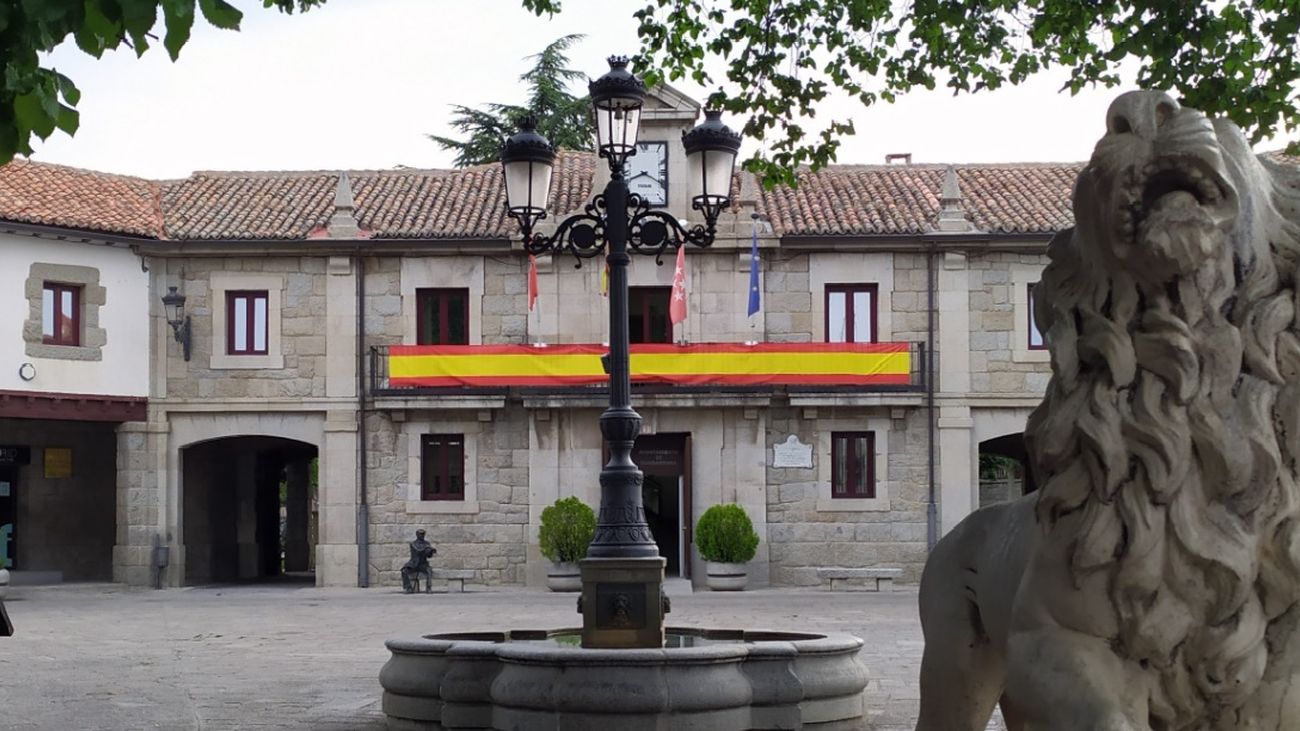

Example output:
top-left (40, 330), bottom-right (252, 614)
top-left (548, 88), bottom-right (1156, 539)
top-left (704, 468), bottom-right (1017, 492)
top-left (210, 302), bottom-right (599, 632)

top-left (1028, 283), bottom-right (1046, 350)
top-left (629, 286), bottom-right (672, 344)
top-left (227, 290), bottom-right (269, 355)
top-left (421, 435), bottom-right (465, 501)
top-left (42, 282), bottom-right (81, 346)
top-left (831, 431), bottom-right (875, 498)
top-left (416, 288), bottom-right (469, 345)
top-left (825, 284), bottom-right (877, 343)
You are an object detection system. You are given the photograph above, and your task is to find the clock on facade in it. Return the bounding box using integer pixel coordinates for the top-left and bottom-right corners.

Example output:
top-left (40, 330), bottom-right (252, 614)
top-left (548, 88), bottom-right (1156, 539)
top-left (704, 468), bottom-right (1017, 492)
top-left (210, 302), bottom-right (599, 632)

top-left (625, 141), bottom-right (668, 206)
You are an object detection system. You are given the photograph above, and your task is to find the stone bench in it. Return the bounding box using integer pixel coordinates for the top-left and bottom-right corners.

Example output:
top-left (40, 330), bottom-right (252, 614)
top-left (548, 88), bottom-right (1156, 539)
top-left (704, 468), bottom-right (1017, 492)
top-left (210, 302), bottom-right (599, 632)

top-left (815, 567), bottom-right (903, 592)
top-left (431, 569), bottom-right (476, 593)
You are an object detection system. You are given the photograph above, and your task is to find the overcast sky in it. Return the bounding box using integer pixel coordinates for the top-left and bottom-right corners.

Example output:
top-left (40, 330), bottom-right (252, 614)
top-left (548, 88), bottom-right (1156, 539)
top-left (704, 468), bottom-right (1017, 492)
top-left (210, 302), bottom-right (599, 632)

top-left (27, 0), bottom-right (1293, 179)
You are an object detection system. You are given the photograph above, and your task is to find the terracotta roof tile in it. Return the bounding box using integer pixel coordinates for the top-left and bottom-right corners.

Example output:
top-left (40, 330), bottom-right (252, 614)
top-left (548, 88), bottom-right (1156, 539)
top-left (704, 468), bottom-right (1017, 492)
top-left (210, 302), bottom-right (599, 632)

top-left (13, 152), bottom-right (1293, 242)
top-left (0, 159), bottom-right (161, 238)
top-left (756, 163), bottom-right (1081, 236)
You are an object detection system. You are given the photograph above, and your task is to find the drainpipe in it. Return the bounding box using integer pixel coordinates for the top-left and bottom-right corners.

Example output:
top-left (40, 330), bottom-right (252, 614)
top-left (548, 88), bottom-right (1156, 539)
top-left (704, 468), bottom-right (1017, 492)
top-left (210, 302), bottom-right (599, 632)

top-left (356, 253), bottom-right (370, 587)
top-left (925, 245), bottom-right (938, 550)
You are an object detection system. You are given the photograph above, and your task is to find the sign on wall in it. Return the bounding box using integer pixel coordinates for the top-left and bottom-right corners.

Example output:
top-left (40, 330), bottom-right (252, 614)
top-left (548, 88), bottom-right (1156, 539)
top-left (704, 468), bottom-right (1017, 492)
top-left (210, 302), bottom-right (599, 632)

top-left (0, 446), bottom-right (30, 465)
top-left (773, 435), bottom-right (813, 469)
top-left (44, 448), bottom-right (72, 479)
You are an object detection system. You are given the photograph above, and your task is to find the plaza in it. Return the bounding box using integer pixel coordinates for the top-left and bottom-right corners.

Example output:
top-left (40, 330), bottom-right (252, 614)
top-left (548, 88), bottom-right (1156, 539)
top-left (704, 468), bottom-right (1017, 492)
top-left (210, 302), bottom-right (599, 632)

top-left (0, 581), bottom-right (1005, 730)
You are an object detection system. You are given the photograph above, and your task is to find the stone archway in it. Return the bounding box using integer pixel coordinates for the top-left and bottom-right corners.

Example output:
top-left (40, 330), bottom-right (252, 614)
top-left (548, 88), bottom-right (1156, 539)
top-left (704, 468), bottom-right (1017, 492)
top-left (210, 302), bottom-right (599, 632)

top-left (179, 435), bottom-right (317, 585)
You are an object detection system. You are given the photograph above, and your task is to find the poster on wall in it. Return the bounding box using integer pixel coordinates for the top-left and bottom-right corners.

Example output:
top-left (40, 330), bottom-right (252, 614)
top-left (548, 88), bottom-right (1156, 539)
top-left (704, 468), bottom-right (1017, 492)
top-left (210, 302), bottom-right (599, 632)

top-left (44, 448), bottom-right (72, 479)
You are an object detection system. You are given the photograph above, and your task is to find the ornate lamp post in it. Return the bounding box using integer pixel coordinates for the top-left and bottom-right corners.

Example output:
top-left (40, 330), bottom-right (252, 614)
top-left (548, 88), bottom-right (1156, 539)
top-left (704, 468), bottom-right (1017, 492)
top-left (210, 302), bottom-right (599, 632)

top-left (502, 57), bottom-right (741, 649)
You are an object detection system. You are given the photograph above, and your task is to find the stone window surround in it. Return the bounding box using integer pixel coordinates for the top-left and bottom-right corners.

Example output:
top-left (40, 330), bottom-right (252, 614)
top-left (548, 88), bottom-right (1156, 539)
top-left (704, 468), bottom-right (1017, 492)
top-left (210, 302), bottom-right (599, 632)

top-left (401, 258), bottom-right (484, 345)
top-left (813, 413), bottom-right (891, 512)
top-left (24, 262), bottom-right (107, 361)
top-left (403, 419), bottom-right (480, 514)
top-left (1011, 264), bottom-right (1050, 364)
top-left (809, 252), bottom-right (893, 343)
top-left (209, 272), bottom-right (284, 370)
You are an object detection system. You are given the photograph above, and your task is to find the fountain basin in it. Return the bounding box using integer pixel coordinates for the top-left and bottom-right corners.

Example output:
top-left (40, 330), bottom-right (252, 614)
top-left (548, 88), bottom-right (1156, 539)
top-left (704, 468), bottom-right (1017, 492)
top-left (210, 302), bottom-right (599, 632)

top-left (380, 627), bottom-right (868, 730)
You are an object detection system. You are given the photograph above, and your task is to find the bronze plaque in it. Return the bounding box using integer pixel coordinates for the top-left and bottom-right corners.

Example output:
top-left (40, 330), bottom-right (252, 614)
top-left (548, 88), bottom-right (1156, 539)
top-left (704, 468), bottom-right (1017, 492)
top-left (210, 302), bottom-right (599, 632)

top-left (596, 582), bottom-right (646, 630)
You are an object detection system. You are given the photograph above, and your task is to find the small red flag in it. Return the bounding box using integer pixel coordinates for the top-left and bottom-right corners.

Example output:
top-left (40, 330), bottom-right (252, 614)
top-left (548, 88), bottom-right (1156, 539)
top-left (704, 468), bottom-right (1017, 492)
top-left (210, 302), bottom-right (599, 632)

top-left (528, 255), bottom-right (539, 311)
top-left (669, 245), bottom-right (687, 325)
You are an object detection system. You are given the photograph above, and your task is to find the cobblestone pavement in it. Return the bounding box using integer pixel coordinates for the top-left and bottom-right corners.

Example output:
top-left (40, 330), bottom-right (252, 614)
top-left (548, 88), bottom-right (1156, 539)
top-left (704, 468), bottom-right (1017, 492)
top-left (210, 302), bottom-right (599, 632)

top-left (0, 581), bottom-right (1006, 730)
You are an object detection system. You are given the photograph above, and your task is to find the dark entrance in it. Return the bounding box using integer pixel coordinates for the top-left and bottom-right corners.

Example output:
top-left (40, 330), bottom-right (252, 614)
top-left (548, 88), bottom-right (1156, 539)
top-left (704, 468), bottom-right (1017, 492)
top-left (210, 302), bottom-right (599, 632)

top-left (0, 464), bottom-right (15, 570)
top-left (978, 432), bottom-right (1036, 508)
top-left (632, 433), bottom-right (691, 579)
top-left (181, 436), bottom-right (317, 585)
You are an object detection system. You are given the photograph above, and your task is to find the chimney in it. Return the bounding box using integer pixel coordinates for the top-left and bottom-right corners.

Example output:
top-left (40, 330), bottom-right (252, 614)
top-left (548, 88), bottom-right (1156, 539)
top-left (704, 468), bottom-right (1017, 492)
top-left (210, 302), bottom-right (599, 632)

top-left (885, 153), bottom-right (912, 165)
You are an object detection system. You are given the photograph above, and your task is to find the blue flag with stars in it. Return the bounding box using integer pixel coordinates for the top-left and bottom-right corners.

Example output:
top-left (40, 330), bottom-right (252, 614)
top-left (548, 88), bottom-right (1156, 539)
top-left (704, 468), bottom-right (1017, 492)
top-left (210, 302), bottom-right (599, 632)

top-left (747, 222), bottom-right (761, 317)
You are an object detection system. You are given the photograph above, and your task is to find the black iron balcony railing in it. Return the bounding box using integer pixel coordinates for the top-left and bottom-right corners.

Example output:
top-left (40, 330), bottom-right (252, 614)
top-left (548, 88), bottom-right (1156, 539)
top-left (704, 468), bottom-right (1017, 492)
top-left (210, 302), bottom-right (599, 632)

top-left (368, 341), bottom-right (927, 397)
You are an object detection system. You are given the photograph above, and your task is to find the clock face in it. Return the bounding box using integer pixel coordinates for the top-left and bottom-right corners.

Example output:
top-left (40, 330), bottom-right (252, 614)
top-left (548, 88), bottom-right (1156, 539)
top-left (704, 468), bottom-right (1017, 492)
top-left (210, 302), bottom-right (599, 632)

top-left (625, 141), bottom-right (668, 206)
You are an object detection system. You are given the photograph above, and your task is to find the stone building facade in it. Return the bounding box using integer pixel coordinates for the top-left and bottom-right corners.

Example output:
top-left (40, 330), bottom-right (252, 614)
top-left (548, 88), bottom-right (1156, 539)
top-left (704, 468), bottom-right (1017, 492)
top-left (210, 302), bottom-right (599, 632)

top-left (0, 87), bottom-right (1095, 589)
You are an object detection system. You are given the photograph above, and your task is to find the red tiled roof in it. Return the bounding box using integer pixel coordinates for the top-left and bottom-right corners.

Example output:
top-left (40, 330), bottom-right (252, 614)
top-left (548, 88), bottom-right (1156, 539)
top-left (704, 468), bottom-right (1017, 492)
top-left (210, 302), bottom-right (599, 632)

top-left (0, 154), bottom-right (1118, 241)
top-left (0, 159), bottom-right (162, 238)
top-left (756, 163), bottom-right (1082, 236)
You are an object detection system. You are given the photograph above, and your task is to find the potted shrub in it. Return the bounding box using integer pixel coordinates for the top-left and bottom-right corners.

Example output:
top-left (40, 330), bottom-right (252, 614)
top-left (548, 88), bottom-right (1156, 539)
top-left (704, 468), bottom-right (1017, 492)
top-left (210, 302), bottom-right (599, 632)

top-left (539, 496), bottom-right (596, 592)
top-left (695, 503), bottom-right (760, 590)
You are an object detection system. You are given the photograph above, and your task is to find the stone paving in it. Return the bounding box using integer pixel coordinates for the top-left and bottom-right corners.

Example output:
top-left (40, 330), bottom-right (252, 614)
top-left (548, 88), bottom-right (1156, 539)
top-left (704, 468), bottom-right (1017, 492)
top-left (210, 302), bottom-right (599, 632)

top-left (0, 581), bottom-right (1006, 730)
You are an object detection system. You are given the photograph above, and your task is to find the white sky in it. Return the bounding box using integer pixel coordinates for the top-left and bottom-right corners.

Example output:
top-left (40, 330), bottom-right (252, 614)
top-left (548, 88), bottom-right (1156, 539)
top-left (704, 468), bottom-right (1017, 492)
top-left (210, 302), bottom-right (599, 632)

top-left (27, 0), bottom-right (1294, 179)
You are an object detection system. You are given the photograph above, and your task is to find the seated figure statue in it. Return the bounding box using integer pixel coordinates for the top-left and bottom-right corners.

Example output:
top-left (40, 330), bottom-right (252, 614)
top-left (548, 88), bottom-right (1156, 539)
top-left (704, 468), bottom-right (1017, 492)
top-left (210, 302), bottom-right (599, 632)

top-left (400, 529), bottom-right (436, 594)
top-left (917, 91), bottom-right (1300, 730)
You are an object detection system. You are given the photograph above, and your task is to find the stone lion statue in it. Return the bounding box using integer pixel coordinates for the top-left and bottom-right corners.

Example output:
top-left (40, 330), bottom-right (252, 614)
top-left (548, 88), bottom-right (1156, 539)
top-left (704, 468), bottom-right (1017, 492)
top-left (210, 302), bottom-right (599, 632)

top-left (917, 90), bottom-right (1300, 730)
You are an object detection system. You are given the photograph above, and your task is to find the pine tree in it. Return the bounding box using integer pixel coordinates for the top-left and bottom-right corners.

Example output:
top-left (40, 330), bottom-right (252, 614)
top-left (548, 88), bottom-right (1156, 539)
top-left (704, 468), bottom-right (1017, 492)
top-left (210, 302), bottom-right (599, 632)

top-left (429, 34), bottom-right (593, 167)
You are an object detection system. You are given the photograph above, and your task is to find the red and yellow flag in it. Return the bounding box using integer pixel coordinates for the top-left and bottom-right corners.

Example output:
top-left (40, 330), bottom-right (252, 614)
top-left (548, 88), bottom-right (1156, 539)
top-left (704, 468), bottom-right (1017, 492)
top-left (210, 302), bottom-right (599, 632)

top-left (388, 342), bottom-right (911, 388)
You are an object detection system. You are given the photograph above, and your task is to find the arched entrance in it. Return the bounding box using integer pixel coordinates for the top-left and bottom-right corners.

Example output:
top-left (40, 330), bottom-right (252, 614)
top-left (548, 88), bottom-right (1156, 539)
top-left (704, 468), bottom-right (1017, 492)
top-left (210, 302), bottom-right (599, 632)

top-left (977, 432), bottom-right (1035, 508)
top-left (180, 436), bottom-right (317, 584)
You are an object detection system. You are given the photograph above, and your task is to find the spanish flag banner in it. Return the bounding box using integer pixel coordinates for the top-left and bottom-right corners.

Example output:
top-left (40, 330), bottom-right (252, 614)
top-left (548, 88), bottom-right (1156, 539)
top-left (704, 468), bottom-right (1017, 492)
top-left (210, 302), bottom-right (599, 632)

top-left (388, 342), bottom-right (911, 388)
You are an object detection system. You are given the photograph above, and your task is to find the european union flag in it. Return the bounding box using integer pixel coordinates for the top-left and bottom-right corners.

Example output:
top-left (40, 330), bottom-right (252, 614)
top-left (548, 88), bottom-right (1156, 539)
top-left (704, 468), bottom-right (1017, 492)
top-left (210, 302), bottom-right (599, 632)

top-left (747, 221), bottom-right (761, 317)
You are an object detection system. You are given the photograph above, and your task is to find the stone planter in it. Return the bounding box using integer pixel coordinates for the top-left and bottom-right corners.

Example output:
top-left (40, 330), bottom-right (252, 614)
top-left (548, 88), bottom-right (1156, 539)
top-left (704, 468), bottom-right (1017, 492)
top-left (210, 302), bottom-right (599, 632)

top-left (545, 562), bottom-right (581, 592)
top-left (705, 561), bottom-right (748, 591)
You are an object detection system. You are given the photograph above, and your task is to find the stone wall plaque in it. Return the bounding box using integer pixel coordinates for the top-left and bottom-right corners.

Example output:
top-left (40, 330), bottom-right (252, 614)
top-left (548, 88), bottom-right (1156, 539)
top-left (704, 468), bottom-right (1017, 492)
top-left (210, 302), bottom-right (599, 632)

top-left (43, 448), bottom-right (71, 479)
top-left (773, 435), bottom-right (813, 469)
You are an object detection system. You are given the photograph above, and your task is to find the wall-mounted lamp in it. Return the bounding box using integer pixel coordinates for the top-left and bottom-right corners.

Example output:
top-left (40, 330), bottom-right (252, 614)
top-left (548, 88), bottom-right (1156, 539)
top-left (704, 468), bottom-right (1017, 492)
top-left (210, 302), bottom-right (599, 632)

top-left (161, 286), bottom-right (192, 361)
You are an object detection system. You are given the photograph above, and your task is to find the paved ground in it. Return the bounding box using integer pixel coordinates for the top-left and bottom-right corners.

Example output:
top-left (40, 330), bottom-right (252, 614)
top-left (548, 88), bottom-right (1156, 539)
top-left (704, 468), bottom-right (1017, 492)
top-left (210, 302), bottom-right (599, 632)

top-left (0, 581), bottom-right (1006, 730)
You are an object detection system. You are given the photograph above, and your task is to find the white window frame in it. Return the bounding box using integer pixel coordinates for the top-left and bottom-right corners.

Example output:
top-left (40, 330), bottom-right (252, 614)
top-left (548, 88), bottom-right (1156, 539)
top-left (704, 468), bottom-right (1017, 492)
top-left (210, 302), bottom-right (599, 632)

top-left (209, 272), bottom-right (284, 370)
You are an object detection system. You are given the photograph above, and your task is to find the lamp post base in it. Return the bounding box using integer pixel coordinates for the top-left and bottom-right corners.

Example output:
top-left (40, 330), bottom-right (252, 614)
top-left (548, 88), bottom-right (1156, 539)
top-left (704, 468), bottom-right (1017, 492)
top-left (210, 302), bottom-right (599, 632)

top-left (578, 556), bottom-right (667, 649)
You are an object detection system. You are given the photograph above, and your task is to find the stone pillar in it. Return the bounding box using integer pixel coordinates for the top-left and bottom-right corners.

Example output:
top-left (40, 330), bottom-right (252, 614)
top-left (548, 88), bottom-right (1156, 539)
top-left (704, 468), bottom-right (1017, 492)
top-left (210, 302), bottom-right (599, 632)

top-left (235, 451), bottom-right (259, 579)
top-left (317, 413), bottom-right (358, 586)
top-left (113, 421), bottom-right (163, 587)
top-left (937, 252), bottom-right (977, 535)
top-left (284, 460), bottom-right (310, 572)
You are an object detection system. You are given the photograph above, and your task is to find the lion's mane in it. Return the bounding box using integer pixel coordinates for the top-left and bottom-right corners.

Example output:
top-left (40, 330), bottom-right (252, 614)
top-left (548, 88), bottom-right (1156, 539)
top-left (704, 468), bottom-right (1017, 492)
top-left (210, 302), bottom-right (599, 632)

top-left (1026, 116), bottom-right (1300, 729)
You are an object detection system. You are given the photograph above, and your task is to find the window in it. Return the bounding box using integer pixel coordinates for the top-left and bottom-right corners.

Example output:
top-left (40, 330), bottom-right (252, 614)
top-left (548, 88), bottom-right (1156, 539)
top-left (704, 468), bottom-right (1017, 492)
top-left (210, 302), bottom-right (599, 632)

top-left (41, 282), bottom-right (80, 346)
top-left (831, 431), bottom-right (875, 499)
top-left (226, 290), bottom-right (269, 355)
top-left (416, 288), bottom-right (469, 345)
top-left (1028, 283), bottom-right (1045, 350)
top-left (421, 435), bottom-right (465, 501)
top-left (629, 286), bottom-right (672, 344)
top-left (825, 284), bottom-right (877, 343)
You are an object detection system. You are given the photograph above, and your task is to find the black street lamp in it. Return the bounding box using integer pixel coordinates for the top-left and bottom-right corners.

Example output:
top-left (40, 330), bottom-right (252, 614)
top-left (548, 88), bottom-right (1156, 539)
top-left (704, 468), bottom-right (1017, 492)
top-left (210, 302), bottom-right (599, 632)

top-left (502, 57), bottom-right (741, 649)
top-left (161, 286), bottom-right (192, 361)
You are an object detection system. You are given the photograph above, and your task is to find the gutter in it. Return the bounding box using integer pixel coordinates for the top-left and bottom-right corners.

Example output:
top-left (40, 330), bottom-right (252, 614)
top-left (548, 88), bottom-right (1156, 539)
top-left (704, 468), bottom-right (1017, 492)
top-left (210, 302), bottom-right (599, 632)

top-left (926, 244), bottom-right (938, 550)
top-left (356, 253), bottom-right (369, 588)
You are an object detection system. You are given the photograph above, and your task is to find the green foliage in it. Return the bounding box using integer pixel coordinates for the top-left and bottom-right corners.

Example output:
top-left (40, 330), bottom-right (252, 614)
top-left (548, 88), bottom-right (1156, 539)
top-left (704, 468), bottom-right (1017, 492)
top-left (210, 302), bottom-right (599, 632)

top-left (429, 33), bottom-right (594, 167)
top-left (0, 0), bottom-right (323, 163)
top-left (695, 503), bottom-right (760, 564)
top-left (538, 496), bottom-right (595, 563)
top-left (979, 454), bottom-right (1022, 481)
top-left (525, 0), bottom-right (1300, 187)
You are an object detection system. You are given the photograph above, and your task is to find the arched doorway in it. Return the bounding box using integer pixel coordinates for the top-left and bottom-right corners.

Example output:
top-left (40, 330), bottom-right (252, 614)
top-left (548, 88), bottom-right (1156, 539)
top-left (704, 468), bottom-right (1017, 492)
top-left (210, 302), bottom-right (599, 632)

top-left (180, 436), bottom-right (317, 585)
top-left (978, 432), bottom-right (1035, 509)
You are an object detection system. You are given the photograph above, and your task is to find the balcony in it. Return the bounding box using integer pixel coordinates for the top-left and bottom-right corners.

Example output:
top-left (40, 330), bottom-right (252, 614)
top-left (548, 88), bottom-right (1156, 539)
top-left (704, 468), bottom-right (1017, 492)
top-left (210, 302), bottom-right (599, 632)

top-left (367, 342), bottom-right (926, 407)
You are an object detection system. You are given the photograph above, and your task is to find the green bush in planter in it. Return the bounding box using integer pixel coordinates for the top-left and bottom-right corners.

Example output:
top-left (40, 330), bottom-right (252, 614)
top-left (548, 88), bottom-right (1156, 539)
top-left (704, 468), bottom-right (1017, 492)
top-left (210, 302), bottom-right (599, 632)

top-left (539, 496), bottom-right (596, 563)
top-left (695, 504), bottom-right (760, 564)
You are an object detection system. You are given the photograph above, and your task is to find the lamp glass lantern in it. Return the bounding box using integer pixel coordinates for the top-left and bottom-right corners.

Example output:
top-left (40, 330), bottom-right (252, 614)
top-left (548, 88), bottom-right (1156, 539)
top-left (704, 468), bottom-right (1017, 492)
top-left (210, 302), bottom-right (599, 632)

top-left (682, 110), bottom-right (743, 222)
top-left (501, 116), bottom-right (556, 238)
top-left (162, 286), bottom-right (186, 326)
top-left (589, 57), bottom-right (646, 170)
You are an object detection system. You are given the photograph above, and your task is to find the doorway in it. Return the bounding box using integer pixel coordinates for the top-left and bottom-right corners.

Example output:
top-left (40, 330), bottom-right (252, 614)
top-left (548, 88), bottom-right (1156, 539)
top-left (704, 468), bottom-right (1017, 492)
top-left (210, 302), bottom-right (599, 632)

top-left (180, 436), bottom-right (317, 585)
top-left (632, 433), bottom-right (691, 579)
top-left (0, 465), bottom-right (15, 570)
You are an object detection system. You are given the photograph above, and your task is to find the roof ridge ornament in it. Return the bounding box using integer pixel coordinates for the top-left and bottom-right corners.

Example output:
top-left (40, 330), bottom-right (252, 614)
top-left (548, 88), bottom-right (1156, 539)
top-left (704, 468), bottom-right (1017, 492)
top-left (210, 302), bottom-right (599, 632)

top-left (935, 164), bottom-right (977, 234)
top-left (326, 170), bottom-right (366, 238)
